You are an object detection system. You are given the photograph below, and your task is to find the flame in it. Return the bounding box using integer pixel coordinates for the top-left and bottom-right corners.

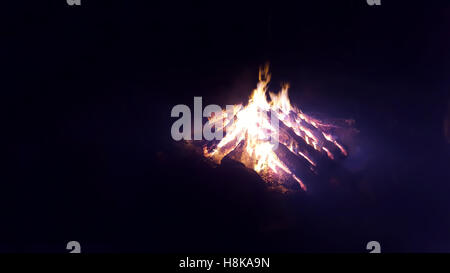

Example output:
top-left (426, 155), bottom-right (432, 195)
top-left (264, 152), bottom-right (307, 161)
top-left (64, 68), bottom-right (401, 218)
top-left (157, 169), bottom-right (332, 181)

top-left (203, 65), bottom-right (348, 191)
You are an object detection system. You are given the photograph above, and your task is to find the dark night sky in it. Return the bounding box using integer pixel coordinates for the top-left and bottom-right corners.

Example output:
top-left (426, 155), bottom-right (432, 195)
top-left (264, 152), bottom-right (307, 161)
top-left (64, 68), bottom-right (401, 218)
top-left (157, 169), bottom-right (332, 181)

top-left (2, 0), bottom-right (450, 252)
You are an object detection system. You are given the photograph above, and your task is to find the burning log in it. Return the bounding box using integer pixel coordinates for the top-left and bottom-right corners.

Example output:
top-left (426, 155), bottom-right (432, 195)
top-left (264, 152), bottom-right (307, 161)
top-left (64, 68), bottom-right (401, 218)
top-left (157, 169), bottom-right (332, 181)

top-left (195, 65), bottom-right (352, 191)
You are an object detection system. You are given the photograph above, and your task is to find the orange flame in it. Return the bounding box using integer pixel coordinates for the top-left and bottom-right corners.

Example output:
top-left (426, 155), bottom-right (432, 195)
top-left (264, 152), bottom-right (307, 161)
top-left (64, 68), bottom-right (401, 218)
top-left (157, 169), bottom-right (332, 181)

top-left (203, 65), bottom-right (348, 191)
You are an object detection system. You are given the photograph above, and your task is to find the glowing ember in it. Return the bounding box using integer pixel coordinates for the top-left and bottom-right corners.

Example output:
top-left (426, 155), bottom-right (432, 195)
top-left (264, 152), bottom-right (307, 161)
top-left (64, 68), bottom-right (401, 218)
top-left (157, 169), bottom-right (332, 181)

top-left (202, 65), bottom-right (348, 191)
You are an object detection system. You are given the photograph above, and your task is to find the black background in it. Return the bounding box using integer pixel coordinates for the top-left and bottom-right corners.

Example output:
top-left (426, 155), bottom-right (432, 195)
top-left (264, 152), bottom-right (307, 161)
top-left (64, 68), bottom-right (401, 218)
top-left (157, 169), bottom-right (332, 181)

top-left (2, 0), bottom-right (450, 252)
